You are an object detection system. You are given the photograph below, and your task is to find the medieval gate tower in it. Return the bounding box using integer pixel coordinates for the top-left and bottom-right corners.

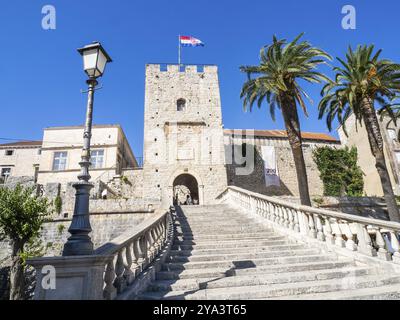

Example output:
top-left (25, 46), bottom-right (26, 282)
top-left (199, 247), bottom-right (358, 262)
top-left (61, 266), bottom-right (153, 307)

top-left (142, 64), bottom-right (227, 206)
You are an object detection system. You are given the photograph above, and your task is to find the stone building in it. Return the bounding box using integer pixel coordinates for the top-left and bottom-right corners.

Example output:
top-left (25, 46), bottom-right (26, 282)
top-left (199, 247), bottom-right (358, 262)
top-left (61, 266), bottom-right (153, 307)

top-left (0, 140), bottom-right (42, 184)
top-left (338, 113), bottom-right (400, 196)
top-left (224, 129), bottom-right (340, 198)
top-left (37, 124), bottom-right (138, 190)
top-left (117, 63), bottom-right (340, 208)
top-left (141, 64), bottom-right (228, 207)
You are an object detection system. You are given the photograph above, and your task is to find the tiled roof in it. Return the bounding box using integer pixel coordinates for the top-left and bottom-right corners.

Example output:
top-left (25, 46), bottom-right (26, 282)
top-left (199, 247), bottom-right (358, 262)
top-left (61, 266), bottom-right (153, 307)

top-left (0, 140), bottom-right (42, 148)
top-left (224, 129), bottom-right (339, 143)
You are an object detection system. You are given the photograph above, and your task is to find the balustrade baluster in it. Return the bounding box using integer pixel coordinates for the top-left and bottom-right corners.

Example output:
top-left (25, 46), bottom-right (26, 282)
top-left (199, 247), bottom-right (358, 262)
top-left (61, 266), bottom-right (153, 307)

top-left (103, 258), bottom-right (117, 300)
top-left (278, 206), bottom-right (283, 225)
top-left (390, 231), bottom-right (400, 264)
top-left (138, 235), bottom-right (148, 270)
top-left (132, 238), bottom-right (140, 276)
top-left (288, 209), bottom-right (294, 230)
top-left (342, 222), bottom-right (356, 251)
top-left (356, 223), bottom-right (376, 256)
top-left (152, 226), bottom-right (159, 256)
top-left (307, 214), bottom-right (317, 238)
top-left (147, 230), bottom-right (155, 261)
top-left (332, 219), bottom-right (345, 247)
top-left (123, 243), bottom-right (134, 285)
top-left (156, 223), bottom-right (163, 252)
top-left (283, 207), bottom-right (289, 228)
top-left (323, 217), bottom-right (334, 245)
top-left (113, 250), bottom-right (125, 293)
top-left (315, 215), bottom-right (325, 241)
top-left (267, 202), bottom-right (272, 220)
top-left (293, 210), bottom-right (300, 232)
top-left (376, 229), bottom-right (391, 261)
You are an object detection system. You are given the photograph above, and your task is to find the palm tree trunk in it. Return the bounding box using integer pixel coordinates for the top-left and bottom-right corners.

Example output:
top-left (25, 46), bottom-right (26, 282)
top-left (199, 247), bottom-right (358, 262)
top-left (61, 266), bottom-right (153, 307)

top-left (9, 240), bottom-right (25, 300)
top-left (280, 94), bottom-right (312, 206)
top-left (361, 97), bottom-right (400, 222)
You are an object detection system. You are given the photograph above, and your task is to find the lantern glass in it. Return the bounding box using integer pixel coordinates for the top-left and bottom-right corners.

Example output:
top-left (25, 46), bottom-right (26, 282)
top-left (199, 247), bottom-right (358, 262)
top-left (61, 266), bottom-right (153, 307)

top-left (78, 42), bottom-right (112, 78)
top-left (82, 48), bottom-right (99, 78)
top-left (96, 49), bottom-right (108, 77)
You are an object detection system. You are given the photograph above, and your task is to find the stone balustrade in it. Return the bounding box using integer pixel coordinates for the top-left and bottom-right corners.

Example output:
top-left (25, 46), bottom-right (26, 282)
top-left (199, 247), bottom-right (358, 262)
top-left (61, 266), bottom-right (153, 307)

top-left (218, 186), bottom-right (400, 265)
top-left (28, 208), bottom-right (174, 300)
top-left (95, 209), bottom-right (173, 299)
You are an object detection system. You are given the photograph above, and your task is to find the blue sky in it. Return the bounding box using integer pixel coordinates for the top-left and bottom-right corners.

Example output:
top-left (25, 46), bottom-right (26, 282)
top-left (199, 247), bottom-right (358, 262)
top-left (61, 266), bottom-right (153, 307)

top-left (0, 0), bottom-right (399, 156)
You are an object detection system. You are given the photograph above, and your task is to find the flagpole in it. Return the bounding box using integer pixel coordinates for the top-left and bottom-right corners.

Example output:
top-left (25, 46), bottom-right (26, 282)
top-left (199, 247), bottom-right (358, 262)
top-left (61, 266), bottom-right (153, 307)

top-left (178, 34), bottom-right (181, 66)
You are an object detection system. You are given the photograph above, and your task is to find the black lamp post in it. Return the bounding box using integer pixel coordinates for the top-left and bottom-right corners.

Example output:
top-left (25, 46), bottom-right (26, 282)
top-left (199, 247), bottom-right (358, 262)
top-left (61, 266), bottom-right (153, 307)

top-left (62, 42), bottom-right (112, 256)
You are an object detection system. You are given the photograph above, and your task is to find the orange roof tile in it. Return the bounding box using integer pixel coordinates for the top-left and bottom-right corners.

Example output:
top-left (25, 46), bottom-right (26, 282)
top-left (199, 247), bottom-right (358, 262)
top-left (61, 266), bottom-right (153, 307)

top-left (224, 129), bottom-right (339, 143)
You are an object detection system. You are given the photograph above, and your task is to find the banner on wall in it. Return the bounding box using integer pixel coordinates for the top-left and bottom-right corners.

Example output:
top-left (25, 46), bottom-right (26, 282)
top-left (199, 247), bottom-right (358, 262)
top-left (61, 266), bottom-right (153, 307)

top-left (261, 145), bottom-right (280, 187)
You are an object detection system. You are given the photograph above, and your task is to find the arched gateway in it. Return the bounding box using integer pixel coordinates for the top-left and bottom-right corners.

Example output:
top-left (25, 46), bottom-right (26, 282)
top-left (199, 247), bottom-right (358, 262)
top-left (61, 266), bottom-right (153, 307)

top-left (173, 174), bottom-right (199, 205)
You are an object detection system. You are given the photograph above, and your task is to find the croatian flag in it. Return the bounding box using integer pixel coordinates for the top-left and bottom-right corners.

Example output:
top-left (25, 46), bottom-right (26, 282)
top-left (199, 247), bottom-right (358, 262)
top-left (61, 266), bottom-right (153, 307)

top-left (179, 35), bottom-right (205, 47)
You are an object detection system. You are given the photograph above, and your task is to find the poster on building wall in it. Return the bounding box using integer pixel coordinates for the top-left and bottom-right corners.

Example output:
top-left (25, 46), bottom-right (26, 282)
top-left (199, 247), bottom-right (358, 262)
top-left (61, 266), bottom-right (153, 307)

top-left (261, 145), bottom-right (280, 187)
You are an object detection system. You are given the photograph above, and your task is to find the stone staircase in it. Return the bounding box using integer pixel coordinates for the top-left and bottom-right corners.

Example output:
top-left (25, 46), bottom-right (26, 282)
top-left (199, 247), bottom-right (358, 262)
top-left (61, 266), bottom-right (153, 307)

top-left (138, 204), bottom-right (400, 300)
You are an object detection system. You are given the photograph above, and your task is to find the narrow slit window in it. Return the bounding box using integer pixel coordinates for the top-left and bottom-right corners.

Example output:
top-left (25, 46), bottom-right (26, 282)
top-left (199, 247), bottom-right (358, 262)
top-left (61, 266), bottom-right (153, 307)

top-left (177, 98), bottom-right (186, 111)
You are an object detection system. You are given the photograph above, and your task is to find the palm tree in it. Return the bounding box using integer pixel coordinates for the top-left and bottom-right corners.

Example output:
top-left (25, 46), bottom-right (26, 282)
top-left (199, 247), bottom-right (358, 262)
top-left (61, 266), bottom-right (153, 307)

top-left (240, 33), bottom-right (331, 206)
top-left (319, 45), bottom-right (400, 222)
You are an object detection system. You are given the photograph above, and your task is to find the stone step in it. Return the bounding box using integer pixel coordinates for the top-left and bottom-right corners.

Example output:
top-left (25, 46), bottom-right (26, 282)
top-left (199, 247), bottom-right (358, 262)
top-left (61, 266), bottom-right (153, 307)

top-left (140, 275), bottom-right (400, 300)
top-left (274, 283), bottom-right (400, 300)
top-left (174, 225), bottom-right (268, 232)
top-left (173, 231), bottom-right (277, 241)
top-left (149, 266), bottom-right (375, 292)
top-left (167, 248), bottom-right (321, 263)
top-left (169, 243), bottom-right (307, 256)
top-left (162, 253), bottom-right (338, 271)
top-left (171, 239), bottom-right (293, 251)
top-left (174, 225), bottom-right (272, 232)
top-left (175, 206), bottom-right (232, 212)
top-left (156, 259), bottom-right (357, 280)
top-left (175, 218), bottom-right (252, 224)
top-left (173, 235), bottom-right (286, 245)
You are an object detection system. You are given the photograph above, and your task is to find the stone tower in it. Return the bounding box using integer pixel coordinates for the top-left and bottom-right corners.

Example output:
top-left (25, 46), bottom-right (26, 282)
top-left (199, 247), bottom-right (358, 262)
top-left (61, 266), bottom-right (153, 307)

top-left (142, 64), bottom-right (227, 207)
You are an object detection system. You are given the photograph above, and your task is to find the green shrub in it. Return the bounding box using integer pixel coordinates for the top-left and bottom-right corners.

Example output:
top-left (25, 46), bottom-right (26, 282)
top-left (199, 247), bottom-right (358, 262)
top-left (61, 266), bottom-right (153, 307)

top-left (313, 146), bottom-right (364, 197)
top-left (54, 195), bottom-right (62, 214)
top-left (57, 224), bottom-right (65, 235)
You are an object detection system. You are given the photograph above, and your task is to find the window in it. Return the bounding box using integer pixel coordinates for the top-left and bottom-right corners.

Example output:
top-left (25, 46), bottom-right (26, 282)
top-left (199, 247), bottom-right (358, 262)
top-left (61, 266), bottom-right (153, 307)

top-left (52, 152), bottom-right (67, 171)
top-left (5, 150), bottom-right (14, 156)
top-left (91, 150), bottom-right (104, 169)
top-left (177, 98), bottom-right (186, 111)
top-left (0, 168), bottom-right (11, 184)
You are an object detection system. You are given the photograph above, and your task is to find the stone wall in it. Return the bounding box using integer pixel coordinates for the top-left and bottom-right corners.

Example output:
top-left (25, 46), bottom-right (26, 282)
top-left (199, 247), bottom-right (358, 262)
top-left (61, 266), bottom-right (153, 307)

top-left (226, 135), bottom-right (338, 197)
top-left (107, 168), bottom-right (144, 199)
top-left (38, 211), bottom-right (154, 256)
top-left (0, 211), bottom-right (155, 263)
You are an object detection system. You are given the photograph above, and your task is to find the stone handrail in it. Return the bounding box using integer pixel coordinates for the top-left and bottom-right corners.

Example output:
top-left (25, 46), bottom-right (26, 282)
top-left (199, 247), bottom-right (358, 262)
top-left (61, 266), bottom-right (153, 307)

top-left (28, 207), bottom-right (173, 300)
top-left (94, 208), bottom-right (173, 299)
top-left (218, 186), bottom-right (400, 265)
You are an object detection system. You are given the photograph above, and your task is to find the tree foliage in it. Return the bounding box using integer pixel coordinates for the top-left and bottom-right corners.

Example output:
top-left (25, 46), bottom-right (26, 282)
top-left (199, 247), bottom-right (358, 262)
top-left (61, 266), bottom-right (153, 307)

top-left (318, 45), bottom-right (400, 135)
top-left (313, 146), bottom-right (364, 197)
top-left (240, 33), bottom-right (331, 118)
top-left (319, 44), bottom-right (400, 222)
top-left (0, 184), bottom-right (50, 300)
top-left (239, 33), bottom-right (331, 206)
top-left (0, 185), bottom-right (50, 244)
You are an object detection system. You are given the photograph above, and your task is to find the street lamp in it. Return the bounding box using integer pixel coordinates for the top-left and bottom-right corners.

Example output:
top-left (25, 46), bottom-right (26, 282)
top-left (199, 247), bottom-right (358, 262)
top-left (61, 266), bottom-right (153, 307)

top-left (62, 42), bottom-right (112, 256)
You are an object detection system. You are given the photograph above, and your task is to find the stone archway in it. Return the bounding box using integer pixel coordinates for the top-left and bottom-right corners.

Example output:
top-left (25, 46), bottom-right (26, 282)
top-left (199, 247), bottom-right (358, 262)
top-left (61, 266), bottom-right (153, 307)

top-left (173, 174), bottom-right (199, 205)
